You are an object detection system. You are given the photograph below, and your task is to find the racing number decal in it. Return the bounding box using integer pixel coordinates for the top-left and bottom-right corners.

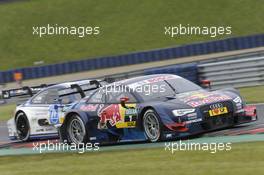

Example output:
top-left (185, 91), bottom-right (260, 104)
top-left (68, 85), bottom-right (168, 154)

top-left (116, 104), bottom-right (137, 128)
top-left (48, 105), bottom-right (66, 125)
top-left (49, 105), bottom-right (60, 124)
top-left (98, 104), bottom-right (137, 129)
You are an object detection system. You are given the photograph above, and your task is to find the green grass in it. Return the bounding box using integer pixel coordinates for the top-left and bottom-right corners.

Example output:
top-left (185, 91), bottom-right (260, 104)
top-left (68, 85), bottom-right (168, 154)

top-left (0, 142), bottom-right (263, 175)
top-left (0, 0), bottom-right (263, 70)
top-left (239, 85), bottom-right (264, 103)
top-left (0, 103), bottom-right (15, 121)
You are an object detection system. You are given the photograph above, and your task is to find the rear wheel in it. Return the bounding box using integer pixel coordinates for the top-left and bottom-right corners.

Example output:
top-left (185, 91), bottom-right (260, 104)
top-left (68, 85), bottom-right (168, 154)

top-left (143, 109), bottom-right (162, 142)
top-left (66, 115), bottom-right (88, 144)
top-left (15, 112), bottom-right (30, 141)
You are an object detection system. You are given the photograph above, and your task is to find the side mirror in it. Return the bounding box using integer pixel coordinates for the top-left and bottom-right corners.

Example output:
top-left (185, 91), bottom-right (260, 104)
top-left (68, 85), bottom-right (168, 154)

top-left (201, 79), bottom-right (211, 89)
top-left (53, 98), bottom-right (62, 104)
top-left (120, 97), bottom-right (129, 108)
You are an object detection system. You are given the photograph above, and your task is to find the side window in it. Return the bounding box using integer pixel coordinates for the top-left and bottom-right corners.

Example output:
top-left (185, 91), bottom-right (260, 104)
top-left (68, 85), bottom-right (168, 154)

top-left (46, 89), bottom-right (59, 104)
top-left (87, 90), bottom-right (105, 103)
top-left (31, 90), bottom-right (49, 104)
top-left (106, 91), bottom-right (137, 103)
top-left (59, 94), bottom-right (82, 104)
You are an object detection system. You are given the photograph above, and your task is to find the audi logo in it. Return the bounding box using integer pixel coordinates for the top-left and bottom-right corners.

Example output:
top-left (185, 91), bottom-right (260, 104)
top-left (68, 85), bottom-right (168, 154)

top-left (210, 103), bottom-right (223, 109)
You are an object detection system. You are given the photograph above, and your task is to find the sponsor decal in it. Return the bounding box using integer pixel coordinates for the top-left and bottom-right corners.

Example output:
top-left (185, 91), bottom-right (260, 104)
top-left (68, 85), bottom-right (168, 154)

top-left (180, 92), bottom-right (232, 108)
top-left (45, 127), bottom-right (55, 131)
top-left (186, 95), bottom-right (232, 107)
top-left (35, 112), bottom-right (48, 116)
top-left (36, 129), bottom-right (44, 132)
top-left (185, 118), bottom-right (202, 124)
top-left (98, 104), bottom-right (137, 129)
top-left (89, 137), bottom-right (97, 141)
top-left (80, 104), bottom-right (99, 111)
top-left (186, 113), bottom-right (197, 120)
top-left (181, 92), bottom-right (211, 103)
top-left (48, 105), bottom-right (65, 125)
top-left (125, 108), bottom-right (137, 115)
top-left (210, 103), bottom-right (223, 109)
top-left (209, 107), bottom-right (228, 117)
top-left (49, 105), bottom-right (59, 124)
top-left (166, 134), bottom-right (173, 138)
top-left (98, 104), bottom-right (122, 127)
top-left (236, 103), bottom-right (242, 110)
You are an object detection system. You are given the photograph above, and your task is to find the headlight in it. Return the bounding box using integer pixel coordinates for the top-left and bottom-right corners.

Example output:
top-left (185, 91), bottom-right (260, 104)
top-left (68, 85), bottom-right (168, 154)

top-left (172, 109), bottom-right (195, 116)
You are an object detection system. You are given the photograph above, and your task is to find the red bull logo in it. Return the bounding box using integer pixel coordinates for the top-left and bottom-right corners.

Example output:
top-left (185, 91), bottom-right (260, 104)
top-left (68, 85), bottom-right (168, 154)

top-left (98, 104), bottom-right (122, 126)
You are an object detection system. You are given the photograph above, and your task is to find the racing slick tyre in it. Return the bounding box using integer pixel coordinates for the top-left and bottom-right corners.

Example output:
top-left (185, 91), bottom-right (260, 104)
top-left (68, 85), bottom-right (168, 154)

top-left (15, 112), bottom-right (30, 141)
top-left (143, 109), bottom-right (163, 142)
top-left (66, 115), bottom-right (89, 145)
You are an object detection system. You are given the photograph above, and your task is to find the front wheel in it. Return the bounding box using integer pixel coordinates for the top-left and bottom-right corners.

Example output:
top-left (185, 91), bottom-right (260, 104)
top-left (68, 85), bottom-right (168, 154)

top-left (66, 115), bottom-right (88, 144)
top-left (143, 109), bottom-right (162, 142)
top-left (15, 112), bottom-right (30, 141)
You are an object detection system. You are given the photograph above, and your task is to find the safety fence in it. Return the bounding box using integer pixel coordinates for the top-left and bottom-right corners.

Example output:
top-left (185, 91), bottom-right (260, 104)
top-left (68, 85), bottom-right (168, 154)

top-left (97, 50), bottom-right (264, 88)
top-left (198, 56), bottom-right (264, 89)
top-left (0, 34), bottom-right (263, 84)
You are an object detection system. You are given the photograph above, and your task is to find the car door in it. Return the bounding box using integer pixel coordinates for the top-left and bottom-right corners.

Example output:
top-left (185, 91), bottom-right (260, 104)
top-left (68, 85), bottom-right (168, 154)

top-left (99, 88), bottom-right (139, 130)
top-left (84, 89), bottom-right (107, 128)
top-left (30, 89), bottom-right (51, 125)
top-left (30, 88), bottom-right (66, 125)
top-left (28, 89), bottom-right (60, 134)
top-left (48, 88), bottom-right (83, 125)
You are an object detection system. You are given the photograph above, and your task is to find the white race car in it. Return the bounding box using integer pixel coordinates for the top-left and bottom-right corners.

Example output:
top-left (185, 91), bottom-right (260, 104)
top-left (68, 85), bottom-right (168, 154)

top-left (3, 79), bottom-right (103, 141)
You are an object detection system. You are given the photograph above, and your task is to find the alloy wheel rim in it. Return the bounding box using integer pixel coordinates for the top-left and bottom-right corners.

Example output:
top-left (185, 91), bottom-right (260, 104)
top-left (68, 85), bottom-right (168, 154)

top-left (68, 118), bottom-right (86, 144)
top-left (144, 113), bottom-right (160, 141)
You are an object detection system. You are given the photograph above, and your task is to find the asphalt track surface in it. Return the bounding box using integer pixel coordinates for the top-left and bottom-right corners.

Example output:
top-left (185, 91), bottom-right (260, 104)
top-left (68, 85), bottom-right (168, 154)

top-left (0, 104), bottom-right (263, 156)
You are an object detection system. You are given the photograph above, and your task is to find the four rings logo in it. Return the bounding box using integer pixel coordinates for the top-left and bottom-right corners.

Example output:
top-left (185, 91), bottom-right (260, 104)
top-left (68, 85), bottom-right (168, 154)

top-left (210, 103), bottom-right (223, 109)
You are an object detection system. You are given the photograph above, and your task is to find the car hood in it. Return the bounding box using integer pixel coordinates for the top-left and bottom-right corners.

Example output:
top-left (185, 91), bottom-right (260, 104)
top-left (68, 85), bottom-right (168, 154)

top-left (166, 90), bottom-right (236, 108)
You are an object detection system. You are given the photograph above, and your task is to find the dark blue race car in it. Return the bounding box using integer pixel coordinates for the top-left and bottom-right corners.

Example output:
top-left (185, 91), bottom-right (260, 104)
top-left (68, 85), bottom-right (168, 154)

top-left (55, 74), bottom-right (257, 144)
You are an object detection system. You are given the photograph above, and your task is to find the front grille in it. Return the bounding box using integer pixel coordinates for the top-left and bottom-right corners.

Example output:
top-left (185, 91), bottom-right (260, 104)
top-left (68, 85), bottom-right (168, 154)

top-left (199, 101), bottom-right (234, 130)
top-left (199, 101), bottom-right (234, 118)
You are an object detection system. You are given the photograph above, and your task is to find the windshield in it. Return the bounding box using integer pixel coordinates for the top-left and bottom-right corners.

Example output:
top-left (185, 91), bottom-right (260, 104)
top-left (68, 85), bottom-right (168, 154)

top-left (166, 78), bottom-right (202, 93)
top-left (130, 77), bottom-right (202, 101)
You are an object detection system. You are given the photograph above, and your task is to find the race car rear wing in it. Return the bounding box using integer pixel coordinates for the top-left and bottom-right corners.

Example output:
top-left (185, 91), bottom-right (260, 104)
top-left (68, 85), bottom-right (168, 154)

top-left (1, 79), bottom-right (106, 100)
top-left (58, 79), bottom-right (105, 98)
top-left (1, 84), bottom-right (54, 99)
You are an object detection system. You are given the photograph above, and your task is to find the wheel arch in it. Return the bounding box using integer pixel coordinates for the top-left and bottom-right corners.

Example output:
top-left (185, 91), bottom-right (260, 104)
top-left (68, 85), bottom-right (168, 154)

top-left (60, 111), bottom-right (89, 136)
top-left (59, 110), bottom-right (90, 143)
top-left (62, 111), bottom-right (89, 127)
top-left (14, 110), bottom-right (31, 141)
top-left (15, 110), bottom-right (31, 129)
top-left (15, 110), bottom-right (26, 120)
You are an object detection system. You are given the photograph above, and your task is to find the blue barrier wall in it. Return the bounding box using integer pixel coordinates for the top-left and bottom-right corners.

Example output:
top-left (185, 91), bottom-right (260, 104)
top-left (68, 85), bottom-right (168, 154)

top-left (0, 34), bottom-right (263, 84)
